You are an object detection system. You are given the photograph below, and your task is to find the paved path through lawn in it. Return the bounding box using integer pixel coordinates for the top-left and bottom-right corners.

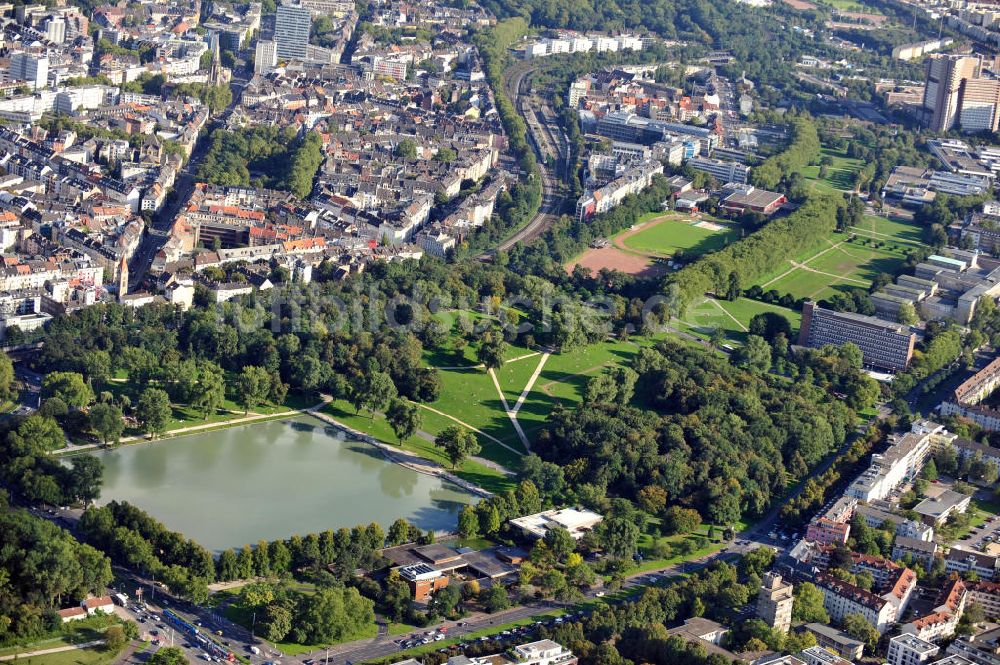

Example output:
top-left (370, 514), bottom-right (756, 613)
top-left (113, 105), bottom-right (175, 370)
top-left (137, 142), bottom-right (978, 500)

top-left (57, 400), bottom-right (331, 454)
top-left (788, 260), bottom-right (868, 285)
top-left (0, 640), bottom-right (105, 661)
top-left (760, 239), bottom-right (844, 288)
top-left (412, 402), bottom-right (526, 458)
top-left (708, 298), bottom-right (748, 332)
top-left (488, 368), bottom-right (530, 452)
top-left (512, 352), bottom-right (550, 415)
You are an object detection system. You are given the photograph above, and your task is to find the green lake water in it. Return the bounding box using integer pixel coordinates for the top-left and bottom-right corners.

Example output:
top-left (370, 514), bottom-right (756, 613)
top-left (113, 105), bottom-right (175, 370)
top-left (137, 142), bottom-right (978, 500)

top-left (99, 415), bottom-right (477, 551)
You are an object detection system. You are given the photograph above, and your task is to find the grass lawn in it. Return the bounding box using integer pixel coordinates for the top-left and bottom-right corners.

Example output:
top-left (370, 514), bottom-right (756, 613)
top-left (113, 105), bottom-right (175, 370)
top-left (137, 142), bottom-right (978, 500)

top-left (494, 353), bottom-right (545, 406)
top-left (0, 616), bottom-right (125, 660)
top-left (429, 365), bottom-right (525, 450)
top-left (104, 376), bottom-right (319, 437)
top-left (852, 214), bottom-right (924, 247)
top-left (3, 646), bottom-right (117, 665)
top-left (322, 400), bottom-right (517, 494)
top-left (621, 214), bottom-right (740, 258)
top-left (755, 230), bottom-right (908, 301)
top-left (673, 297), bottom-right (748, 346)
top-left (629, 518), bottom-right (750, 576)
top-left (513, 339), bottom-right (647, 438)
top-left (801, 147), bottom-right (864, 194)
top-left (716, 298), bottom-right (802, 335)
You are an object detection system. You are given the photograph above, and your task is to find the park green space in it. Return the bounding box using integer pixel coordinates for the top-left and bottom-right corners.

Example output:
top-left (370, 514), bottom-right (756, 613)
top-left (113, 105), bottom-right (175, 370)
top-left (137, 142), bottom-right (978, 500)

top-left (621, 212), bottom-right (740, 258)
top-left (322, 399), bottom-right (516, 495)
top-left (852, 214), bottom-right (924, 247)
top-left (801, 147), bottom-right (863, 194)
top-left (630, 517), bottom-right (747, 575)
top-left (672, 297), bottom-right (801, 347)
top-left (753, 228), bottom-right (910, 302)
top-left (215, 587), bottom-right (377, 656)
top-left (1, 646), bottom-right (116, 665)
top-left (103, 376), bottom-right (318, 436)
top-left (0, 614), bottom-right (126, 662)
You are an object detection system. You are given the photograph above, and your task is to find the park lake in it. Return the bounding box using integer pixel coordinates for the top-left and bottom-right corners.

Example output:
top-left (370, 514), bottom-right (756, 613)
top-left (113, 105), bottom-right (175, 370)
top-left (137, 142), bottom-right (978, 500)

top-left (98, 415), bottom-right (478, 552)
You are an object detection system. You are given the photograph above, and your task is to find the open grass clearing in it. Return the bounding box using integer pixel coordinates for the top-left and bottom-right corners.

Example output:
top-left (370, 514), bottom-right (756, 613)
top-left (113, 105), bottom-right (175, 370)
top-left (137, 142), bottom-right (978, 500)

top-left (755, 231), bottom-right (908, 301)
top-left (322, 400), bottom-right (517, 494)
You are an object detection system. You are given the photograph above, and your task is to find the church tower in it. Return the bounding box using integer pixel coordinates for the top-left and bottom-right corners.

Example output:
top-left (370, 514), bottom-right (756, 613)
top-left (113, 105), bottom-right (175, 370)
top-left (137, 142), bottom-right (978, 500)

top-left (117, 255), bottom-right (129, 301)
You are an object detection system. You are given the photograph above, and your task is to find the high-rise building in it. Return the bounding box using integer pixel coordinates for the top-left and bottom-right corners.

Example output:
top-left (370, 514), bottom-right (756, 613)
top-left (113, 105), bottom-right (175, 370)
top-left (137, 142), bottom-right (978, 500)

top-left (254, 38), bottom-right (277, 73)
top-left (43, 16), bottom-right (65, 44)
top-left (8, 52), bottom-right (49, 90)
top-left (756, 572), bottom-right (794, 633)
top-left (274, 4), bottom-right (311, 61)
top-left (959, 77), bottom-right (1000, 132)
top-left (923, 55), bottom-right (982, 132)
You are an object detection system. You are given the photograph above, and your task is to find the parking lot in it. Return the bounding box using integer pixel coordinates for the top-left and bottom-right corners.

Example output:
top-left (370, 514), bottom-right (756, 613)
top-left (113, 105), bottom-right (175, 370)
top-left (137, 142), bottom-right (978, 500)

top-left (954, 511), bottom-right (1000, 553)
top-left (390, 612), bottom-right (589, 658)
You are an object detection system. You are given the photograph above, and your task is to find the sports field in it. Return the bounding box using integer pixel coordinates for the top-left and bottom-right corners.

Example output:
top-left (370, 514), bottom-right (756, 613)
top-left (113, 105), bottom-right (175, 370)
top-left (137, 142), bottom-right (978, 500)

top-left (567, 212), bottom-right (739, 277)
top-left (622, 213), bottom-right (740, 257)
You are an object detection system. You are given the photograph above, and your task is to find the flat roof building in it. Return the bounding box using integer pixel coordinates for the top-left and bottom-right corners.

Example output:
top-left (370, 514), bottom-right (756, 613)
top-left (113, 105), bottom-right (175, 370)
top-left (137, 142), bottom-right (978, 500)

top-left (509, 508), bottom-right (603, 540)
top-left (888, 633), bottom-right (939, 665)
top-left (798, 302), bottom-right (917, 372)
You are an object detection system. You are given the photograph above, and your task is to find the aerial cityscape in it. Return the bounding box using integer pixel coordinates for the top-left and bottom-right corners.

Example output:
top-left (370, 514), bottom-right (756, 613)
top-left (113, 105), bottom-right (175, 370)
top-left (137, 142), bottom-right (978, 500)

top-left (7, 0), bottom-right (1000, 663)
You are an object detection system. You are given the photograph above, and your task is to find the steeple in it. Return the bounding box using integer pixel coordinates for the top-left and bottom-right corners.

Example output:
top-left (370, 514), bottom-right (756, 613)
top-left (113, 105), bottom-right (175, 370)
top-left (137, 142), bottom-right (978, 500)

top-left (117, 254), bottom-right (129, 301)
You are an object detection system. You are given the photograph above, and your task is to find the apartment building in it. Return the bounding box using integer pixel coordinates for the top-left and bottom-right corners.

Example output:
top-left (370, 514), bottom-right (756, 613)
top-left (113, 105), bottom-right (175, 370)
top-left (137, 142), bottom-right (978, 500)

top-left (814, 572), bottom-right (898, 634)
top-left (946, 548), bottom-right (1000, 581)
top-left (798, 302), bottom-right (917, 372)
top-left (892, 536), bottom-right (939, 569)
top-left (803, 623), bottom-right (865, 661)
top-left (968, 581), bottom-right (1000, 620)
top-left (888, 634), bottom-right (940, 665)
top-left (845, 423), bottom-right (943, 502)
top-left (757, 572), bottom-right (794, 633)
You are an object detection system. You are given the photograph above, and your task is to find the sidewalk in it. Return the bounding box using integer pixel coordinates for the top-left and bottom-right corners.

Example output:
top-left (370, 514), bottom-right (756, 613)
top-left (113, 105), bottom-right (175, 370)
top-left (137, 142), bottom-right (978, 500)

top-left (0, 639), bottom-right (105, 661)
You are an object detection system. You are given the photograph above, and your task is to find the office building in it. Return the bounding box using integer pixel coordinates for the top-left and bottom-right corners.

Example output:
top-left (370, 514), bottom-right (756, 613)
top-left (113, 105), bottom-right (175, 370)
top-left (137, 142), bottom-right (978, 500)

top-left (959, 78), bottom-right (1000, 132)
top-left (274, 4), bottom-right (311, 61)
top-left (798, 302), bottom-right (916, 372)
top-left (687, 156), bottom-right (750, 185)
top-left (888, 634), bottom-right (939, 665)
top-left (509, 508), bottom-right (603, 540)
top-left (8, 52), bottom-right (49, 90)
top-left (924, 55), bottom-right (982, 132)
top-left (757, 572), bottom-right (794, 632)
top-left (254, 39), bottom-right (277, 73)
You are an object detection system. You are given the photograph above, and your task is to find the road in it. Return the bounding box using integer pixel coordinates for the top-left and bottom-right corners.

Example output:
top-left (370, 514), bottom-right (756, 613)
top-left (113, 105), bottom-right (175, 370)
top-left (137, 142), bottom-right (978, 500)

top-left (493, 62), bottom-right (569, 254)
top-left (128, 71), bottom-right (251, 291)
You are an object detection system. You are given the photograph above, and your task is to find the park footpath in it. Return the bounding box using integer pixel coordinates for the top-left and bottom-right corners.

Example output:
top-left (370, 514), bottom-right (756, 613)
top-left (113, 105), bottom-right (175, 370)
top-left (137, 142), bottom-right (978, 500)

top-left (0, 639), bottom-right (105, 662)
top-left (54, 394), bottom-right (500, 497)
